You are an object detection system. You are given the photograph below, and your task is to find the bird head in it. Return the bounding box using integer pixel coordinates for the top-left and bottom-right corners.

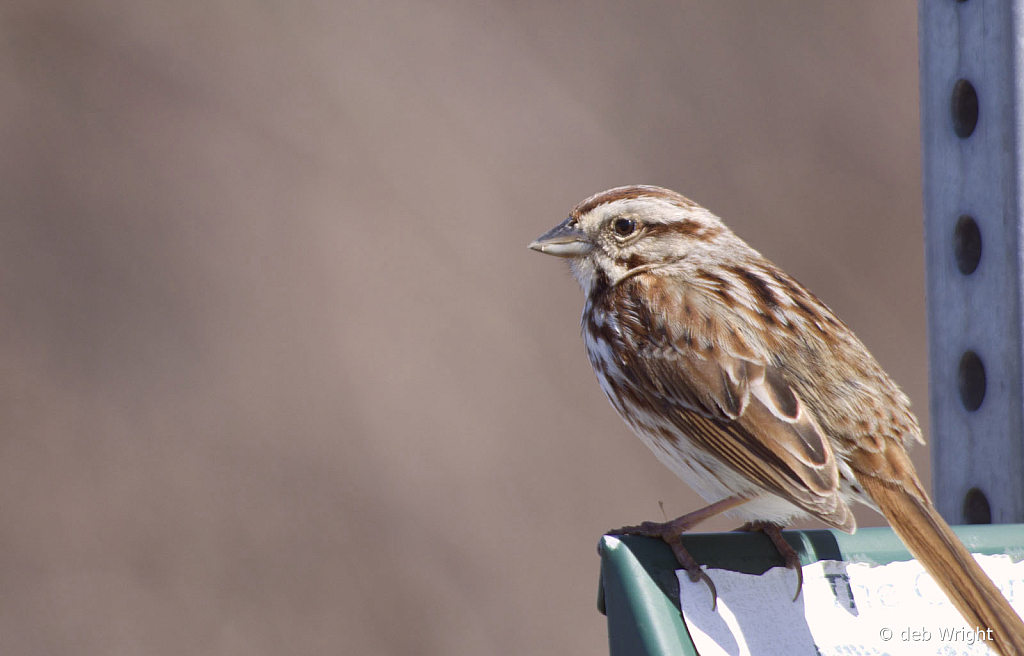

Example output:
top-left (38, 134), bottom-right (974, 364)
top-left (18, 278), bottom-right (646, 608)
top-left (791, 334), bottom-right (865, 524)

top-left (529, 185), bottom-right (732, 293)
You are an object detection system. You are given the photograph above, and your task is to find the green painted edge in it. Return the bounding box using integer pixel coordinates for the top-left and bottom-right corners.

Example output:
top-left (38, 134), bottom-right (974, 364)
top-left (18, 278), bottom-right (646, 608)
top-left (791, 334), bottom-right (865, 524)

top-left (599, 535), bottom-right (698, 656)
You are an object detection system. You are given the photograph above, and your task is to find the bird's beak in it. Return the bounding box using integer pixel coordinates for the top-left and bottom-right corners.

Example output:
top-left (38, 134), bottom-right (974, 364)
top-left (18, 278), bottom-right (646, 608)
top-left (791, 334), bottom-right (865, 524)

top-left (528, 218), bottom-right (593, 258)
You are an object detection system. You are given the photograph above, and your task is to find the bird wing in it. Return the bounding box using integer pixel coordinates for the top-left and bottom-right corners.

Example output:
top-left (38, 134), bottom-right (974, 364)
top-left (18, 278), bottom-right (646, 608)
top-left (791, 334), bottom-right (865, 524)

top-left (623, 337), bottom-right (855, 531)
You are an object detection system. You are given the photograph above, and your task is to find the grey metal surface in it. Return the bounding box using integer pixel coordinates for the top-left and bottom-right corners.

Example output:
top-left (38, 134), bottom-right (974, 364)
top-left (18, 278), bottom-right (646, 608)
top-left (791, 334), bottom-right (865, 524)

top-left (919, 0), bottom-right (1024, 523)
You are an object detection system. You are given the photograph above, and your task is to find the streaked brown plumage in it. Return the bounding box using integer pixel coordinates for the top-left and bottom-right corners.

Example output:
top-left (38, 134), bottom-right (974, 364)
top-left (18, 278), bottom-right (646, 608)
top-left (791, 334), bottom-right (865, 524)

top-left (530, 184), bottom-right (1024, 655)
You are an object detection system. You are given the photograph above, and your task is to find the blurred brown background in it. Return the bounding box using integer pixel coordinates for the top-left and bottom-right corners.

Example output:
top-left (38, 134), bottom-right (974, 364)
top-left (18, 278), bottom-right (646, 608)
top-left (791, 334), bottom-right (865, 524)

top-left (0, 2), bottom-right (924, 655)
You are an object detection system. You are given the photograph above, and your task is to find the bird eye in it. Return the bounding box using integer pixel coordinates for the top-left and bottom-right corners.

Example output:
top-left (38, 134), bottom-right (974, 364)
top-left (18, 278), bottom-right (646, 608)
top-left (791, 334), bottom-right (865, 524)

top-left (612, 217), bottom-right (637, 237)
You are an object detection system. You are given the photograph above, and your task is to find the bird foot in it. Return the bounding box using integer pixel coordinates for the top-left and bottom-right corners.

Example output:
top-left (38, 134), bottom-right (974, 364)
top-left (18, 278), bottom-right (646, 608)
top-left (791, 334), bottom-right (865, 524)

top-left (608, 516), bottom-right (718, 610)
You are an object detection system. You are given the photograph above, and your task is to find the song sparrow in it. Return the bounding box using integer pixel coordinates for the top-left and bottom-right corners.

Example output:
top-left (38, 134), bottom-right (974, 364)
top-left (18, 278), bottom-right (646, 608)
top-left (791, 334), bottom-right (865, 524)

top-left (530, 185), bottom-right (1024, 654)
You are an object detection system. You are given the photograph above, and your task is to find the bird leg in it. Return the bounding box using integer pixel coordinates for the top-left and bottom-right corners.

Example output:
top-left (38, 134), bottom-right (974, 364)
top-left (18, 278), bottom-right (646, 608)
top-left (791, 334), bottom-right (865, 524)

top-left (608, 495), bottom-right (749, 610)
top-left (739, 521), bottom-right (803, 601)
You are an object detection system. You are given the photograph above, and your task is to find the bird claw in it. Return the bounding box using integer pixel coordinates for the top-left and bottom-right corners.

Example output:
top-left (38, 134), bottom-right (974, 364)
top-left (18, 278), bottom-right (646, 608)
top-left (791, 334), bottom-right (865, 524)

top-left (681, 557), bottom-right (718, 611)
top-left (740, 521), bottom-right (803, 601)
top-left (791, 561), bottom-right (803, 602)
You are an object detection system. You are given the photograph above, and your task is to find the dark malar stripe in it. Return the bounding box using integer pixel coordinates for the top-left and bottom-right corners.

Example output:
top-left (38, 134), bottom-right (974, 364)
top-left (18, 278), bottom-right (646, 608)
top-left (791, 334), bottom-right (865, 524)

top-left (589, 267), bottom-right (611, 300)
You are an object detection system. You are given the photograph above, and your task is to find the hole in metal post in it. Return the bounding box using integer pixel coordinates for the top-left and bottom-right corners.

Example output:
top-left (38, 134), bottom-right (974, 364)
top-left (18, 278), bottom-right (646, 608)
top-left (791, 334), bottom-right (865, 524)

top-left (963, 488), bottom-right (992, 524)
top-left (957, 351), bottom-right (986, 411)
top-left (953, 215), bottom-right (982, 274)
top-left (951, 79), bottom-right (979, 138)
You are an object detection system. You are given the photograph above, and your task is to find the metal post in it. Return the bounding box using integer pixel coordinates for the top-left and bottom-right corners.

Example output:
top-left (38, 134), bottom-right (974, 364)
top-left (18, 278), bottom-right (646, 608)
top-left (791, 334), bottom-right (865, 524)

top-left (919, 0), bottom-right (1024, 524)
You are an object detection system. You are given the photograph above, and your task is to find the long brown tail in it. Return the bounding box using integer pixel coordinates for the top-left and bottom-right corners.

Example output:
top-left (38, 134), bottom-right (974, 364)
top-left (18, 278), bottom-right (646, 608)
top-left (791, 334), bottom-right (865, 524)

top-left (859, 476), bottom-right (1024, 656)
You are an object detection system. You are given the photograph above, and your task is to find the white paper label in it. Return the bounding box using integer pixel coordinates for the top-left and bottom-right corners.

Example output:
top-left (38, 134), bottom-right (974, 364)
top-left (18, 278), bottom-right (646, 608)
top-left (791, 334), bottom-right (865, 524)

top-left (678, 555), bottom-right (1024, 655)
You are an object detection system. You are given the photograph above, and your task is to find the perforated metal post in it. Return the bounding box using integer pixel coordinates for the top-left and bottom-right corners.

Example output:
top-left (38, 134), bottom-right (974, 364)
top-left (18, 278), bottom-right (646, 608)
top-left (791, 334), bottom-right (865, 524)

top-left (919, 0), bottom-right (1024, 524)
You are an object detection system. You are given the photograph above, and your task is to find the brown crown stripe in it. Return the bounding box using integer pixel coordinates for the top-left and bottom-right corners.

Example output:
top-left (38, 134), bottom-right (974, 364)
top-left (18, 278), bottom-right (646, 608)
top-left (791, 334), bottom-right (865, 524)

top-left (572, 185), bottom-right (697, 218)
